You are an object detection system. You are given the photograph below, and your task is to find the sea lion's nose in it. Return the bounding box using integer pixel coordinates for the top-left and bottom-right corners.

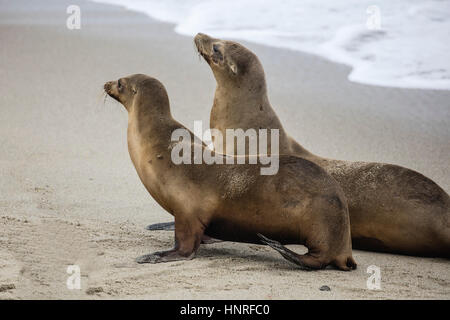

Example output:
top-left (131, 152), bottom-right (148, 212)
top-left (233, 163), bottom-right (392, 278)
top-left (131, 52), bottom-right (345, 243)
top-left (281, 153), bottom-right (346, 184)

top-left (195, 32), bottom-right (210, 43)
top-left (194, 33), bottom-right (212, 53)
top-left (104, 81), bottom-right (112, 92)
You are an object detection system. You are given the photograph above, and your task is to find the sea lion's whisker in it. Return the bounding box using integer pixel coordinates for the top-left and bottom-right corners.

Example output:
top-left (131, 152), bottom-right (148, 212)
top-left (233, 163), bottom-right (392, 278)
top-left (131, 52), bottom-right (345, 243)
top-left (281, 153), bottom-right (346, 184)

top-left (94, 89), bottom-right (107, 111)
top-left (193, 41), bottom-right (203, 61)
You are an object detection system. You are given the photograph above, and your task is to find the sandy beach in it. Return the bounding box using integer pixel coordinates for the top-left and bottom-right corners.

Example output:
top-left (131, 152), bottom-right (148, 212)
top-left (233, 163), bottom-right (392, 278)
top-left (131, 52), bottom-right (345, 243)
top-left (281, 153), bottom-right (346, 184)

top-left (0, 0), bottom-right (449, 299)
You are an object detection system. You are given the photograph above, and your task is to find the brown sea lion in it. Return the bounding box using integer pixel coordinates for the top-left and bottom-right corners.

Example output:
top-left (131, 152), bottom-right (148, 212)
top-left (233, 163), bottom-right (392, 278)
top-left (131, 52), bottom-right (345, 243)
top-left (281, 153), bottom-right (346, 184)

top-left (104, 74), bottom-right (357, 270)
top-left (174, 33), bottom-right (449, 258)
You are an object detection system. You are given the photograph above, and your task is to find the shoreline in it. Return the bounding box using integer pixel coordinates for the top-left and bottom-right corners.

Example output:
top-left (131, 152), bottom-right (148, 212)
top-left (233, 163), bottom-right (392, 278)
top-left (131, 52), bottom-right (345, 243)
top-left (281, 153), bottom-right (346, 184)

top-left (0, 0), bottom-right (449, 299)
top-left (90, 0), bottom-right (450, 92)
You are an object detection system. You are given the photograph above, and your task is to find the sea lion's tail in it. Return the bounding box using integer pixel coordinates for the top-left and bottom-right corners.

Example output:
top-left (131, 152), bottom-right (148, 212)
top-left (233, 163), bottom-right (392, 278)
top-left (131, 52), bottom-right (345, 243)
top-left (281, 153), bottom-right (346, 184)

top-left (257, 233), bottom-right (317, 270)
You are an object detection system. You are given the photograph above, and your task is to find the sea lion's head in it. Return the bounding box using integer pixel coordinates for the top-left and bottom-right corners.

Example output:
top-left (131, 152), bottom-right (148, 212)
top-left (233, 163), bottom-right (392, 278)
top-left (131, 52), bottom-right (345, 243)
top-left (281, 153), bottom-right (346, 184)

top-left (104, 74), bottom-right (170, 114)
top-left (194, 33), bottom-right (266, 90)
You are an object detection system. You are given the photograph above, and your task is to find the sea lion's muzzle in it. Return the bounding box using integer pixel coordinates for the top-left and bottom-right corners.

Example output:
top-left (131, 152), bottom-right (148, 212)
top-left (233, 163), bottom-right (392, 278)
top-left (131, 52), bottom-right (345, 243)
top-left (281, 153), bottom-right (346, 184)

top-left (104, 80), bottom-right (120, 102)
top-left (194, 33), bottom-right (210, 49)
top-left (194, 32), bottom-right (214, 63)
top-left (104, 81), bottom-right (112, 92)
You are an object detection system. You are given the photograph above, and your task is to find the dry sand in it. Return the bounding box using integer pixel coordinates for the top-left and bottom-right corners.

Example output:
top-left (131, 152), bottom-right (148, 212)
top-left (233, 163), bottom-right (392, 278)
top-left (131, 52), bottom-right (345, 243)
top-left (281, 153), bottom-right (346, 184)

top-left (0, 0), bottom-right (449, 299)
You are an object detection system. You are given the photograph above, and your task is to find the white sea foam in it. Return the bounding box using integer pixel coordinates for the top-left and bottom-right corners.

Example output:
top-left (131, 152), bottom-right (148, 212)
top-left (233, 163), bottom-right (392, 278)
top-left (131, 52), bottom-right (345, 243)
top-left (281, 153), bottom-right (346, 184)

top-left (92, 0), bottom-right (450, 90)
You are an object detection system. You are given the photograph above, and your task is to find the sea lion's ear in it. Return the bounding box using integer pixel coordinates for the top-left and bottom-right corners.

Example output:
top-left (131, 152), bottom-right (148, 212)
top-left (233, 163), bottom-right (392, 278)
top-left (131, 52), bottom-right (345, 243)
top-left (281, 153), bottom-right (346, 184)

top-left (132, 87), bottom-right (137, 95)
top-left (228, 60), bottom-right (237, 75)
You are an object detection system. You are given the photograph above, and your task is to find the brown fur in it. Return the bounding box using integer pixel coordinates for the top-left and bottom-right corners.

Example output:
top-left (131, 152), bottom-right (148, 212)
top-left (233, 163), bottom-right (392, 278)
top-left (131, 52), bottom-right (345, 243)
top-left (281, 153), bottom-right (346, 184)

top-left (194, 33), bottom-right (450, 258)
top-left (104, 74), bottom-right (357, 270)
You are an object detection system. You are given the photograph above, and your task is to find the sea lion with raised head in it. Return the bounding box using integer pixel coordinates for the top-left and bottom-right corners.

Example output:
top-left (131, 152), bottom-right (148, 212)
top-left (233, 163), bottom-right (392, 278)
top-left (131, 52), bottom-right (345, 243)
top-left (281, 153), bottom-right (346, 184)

top-left (187, 33), bottom-right (450, 258)
top-left (104, 74), bottom-right (357, 270)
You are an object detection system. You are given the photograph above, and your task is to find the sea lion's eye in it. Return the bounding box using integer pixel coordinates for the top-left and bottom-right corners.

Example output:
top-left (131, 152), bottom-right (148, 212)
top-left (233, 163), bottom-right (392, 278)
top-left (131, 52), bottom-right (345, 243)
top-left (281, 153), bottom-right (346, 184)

top-left (213, 44), bottom-right (219, 53)
top-left (118, 79), bottom-right (122, 89)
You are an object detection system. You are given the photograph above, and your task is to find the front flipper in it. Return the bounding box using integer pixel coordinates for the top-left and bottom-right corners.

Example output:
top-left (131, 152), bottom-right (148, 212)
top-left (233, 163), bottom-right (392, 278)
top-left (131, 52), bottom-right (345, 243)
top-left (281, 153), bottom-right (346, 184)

top-left (136, 249), bottom-right (194, 264)
top-left (145, 221), bottom-right (223, 244)
top-left (201, 235), bottom-right (223, 244)
top-left (145, 221), bottom-right (175, 231)
top-left (137, 216), bottom-right (205, 264)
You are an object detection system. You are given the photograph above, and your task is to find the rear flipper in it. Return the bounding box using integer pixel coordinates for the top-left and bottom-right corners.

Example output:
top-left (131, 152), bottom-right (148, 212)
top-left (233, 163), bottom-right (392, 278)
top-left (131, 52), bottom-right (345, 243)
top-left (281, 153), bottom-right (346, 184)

top-left (145, 221), bottom-right (175, 231)
top-left (258, 234), bottom-right (357, 271)
top-left (257, 233), bottom-right (327, 271)
top-left (333, 256), bottom-right (357, 271)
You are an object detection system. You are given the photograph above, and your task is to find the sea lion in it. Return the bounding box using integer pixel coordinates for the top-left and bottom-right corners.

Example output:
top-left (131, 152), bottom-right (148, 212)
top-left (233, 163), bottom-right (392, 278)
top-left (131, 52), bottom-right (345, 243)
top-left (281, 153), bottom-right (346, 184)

top-left (178, 33), bottom-right (449, 258)
top-left (104, 74), bottom-right (357, 270)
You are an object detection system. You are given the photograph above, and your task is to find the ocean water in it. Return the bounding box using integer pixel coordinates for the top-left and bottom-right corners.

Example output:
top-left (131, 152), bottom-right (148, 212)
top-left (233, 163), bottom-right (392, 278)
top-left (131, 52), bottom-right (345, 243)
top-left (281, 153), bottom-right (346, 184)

top-left (92, 0), bottom-right (450, 90)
